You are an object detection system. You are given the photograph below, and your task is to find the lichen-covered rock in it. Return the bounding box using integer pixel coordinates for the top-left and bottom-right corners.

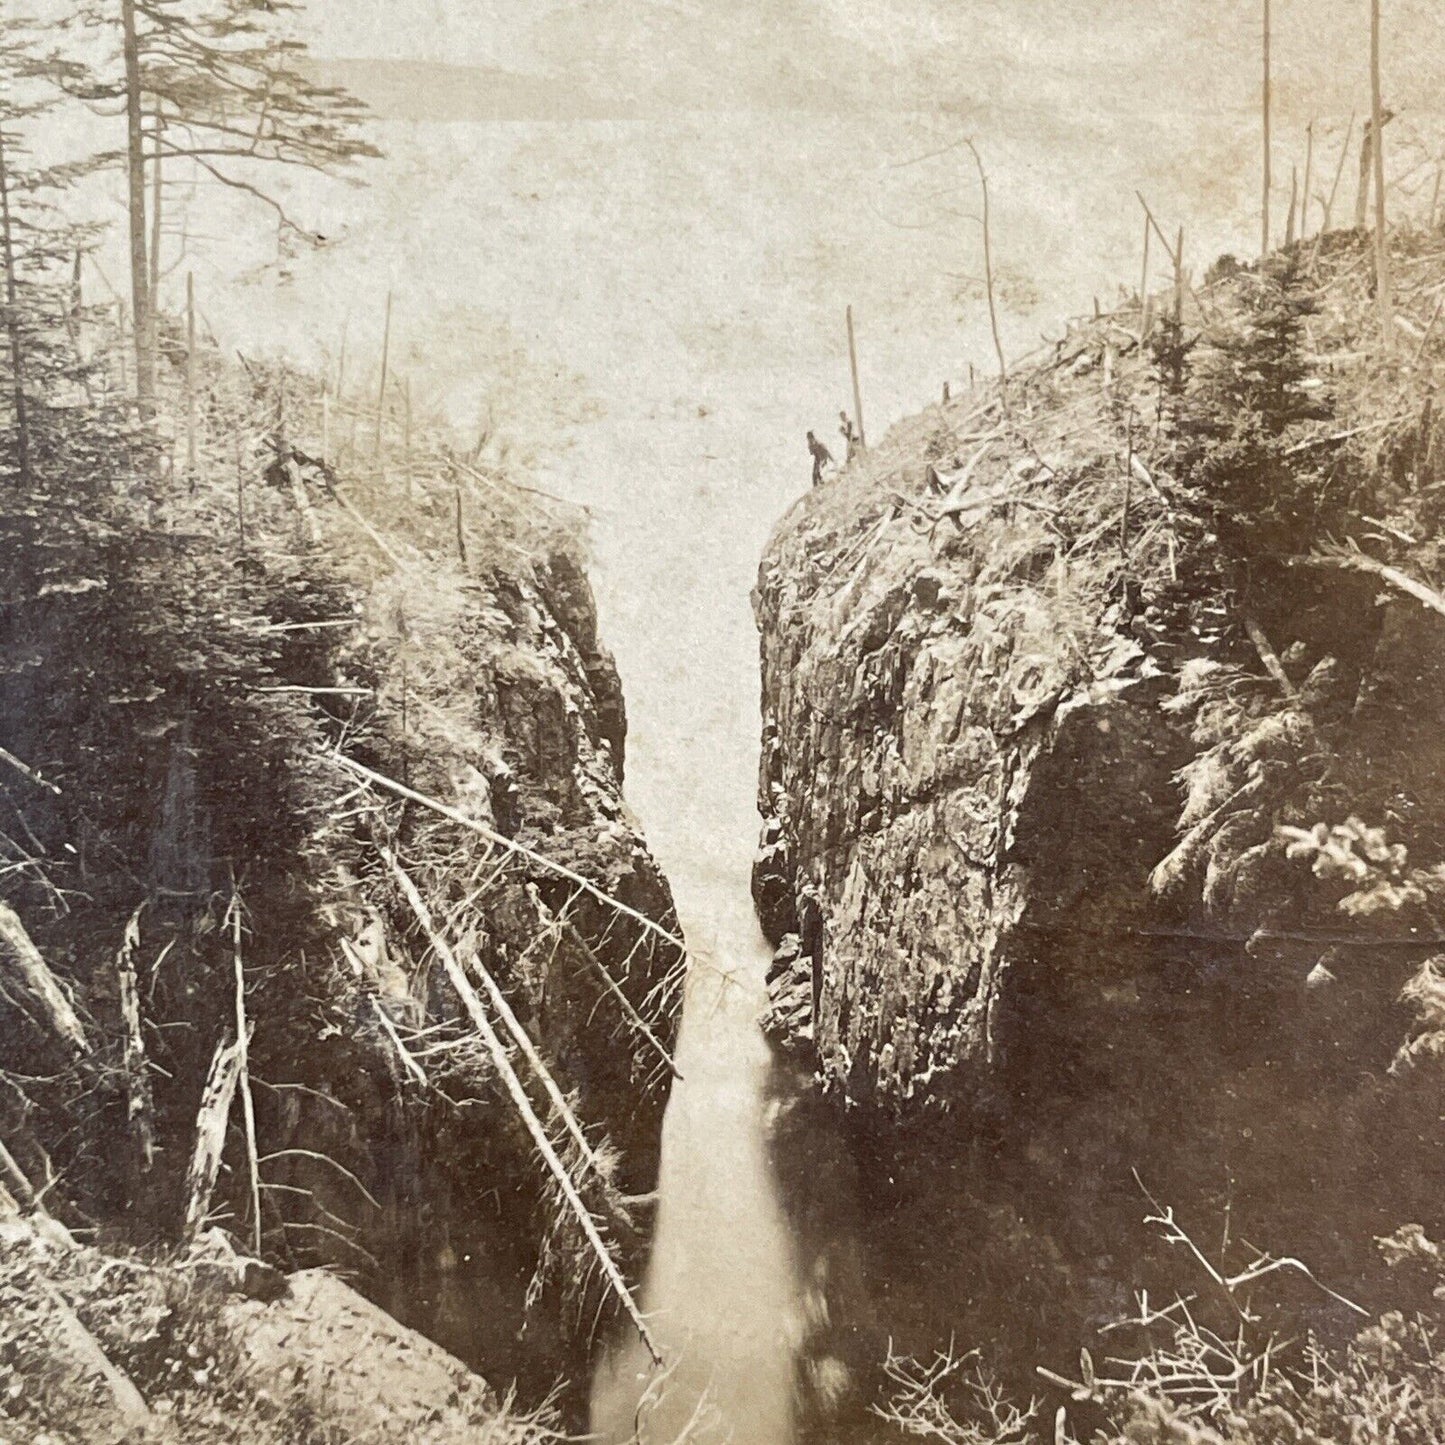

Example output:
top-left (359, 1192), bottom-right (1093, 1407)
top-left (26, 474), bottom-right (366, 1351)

top-left (754, 418), bottom-right (1195, 1112)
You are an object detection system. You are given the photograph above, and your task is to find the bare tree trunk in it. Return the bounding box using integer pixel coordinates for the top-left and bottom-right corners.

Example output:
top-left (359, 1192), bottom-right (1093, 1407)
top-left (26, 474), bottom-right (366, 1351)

top-left (120, 0), bottom-right (155, 414)
top-left (1137, 210), bottom-right (1152, 340)
top-left (230, 899), bottom-right (261, 1256)
top-left (148, 111), bottom-right (162, 312)
top-left (964, 139), bottom-right (1008, 405)
top-left (116, 907), bottom-right (156, 1179)
top-left (1321, 113), bottom-right (1354, 234)
top-left (1261, 0), bottom-right (1272, 255)
top-left (185, 271), bottom-right (197, 472)
top-left (1356, 120), bottom-right (1375, 230)
top-left (846, 304), bottom-right (866, 449)
top-left (1371, 0), bottom-right (1393, 348)
top-left (182, 1038), bottom-right (242, 1239)
top-left (0, 127), bottom-right (31, 485)
top-left (1301, 121), bottom-right (1315, 242)
top-left (373, 290), bottom-right (391, 460)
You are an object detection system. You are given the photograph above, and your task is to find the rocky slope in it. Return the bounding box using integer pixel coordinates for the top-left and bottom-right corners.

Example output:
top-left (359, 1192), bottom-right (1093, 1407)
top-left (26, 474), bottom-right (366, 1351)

top-left (0, 1218), bottom-right (559, 1443)
top-left (753, 231), bottom-right (1445, 1367)
top-left (0, 344), bottom-right (681, 1427)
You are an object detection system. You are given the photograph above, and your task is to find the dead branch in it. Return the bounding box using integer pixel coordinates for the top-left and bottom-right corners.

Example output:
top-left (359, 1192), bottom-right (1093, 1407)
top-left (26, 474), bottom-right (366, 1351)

top-left (1241, 615), bottom-right (1298, 698)
top-left (182, 1036), bottom-right (243, 1240)
top-left (116, 905), bottom-right (155, 1175)
top-left (371, 996), bottom-right (428, 1086)
top-left (0, 902), bottom-right (89, 1056)
top-left (384, 850), bottom-right (661, 1365)
top-left (0, 745), bottom-right (61, 795)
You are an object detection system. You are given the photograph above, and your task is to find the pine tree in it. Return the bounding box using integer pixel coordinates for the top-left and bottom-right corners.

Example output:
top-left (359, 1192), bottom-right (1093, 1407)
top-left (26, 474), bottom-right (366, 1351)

top-left (65, 0), bottom-right (377, 416)
top-left (1176, 258), bottom-right (1337, 559)
top-left (0, 27), bottom-right (106, 488)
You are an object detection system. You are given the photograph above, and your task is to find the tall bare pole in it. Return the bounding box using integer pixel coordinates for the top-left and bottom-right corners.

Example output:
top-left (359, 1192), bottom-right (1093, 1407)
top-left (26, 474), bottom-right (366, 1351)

top-left (1138, 210), bottom-right (1152, 339)
top-left (185, 271), bottom-right (197, 472)
top-left (120, 0), bottom-right (155, 415)
top-left (1174, 225), bottom-right (1185, 323)
top-left (964, 138), bottom-right (1008, 403)
top-left (1321, 113), bottom-right (1355, 234)
top-left (373, 290), bottom-right (391, 459)
top-left (148, 111), bottom-right (163, 309)
top-left (335, 316), bottom-right (348, 399)
top-left (0, 127), bottom-right (31, 486)
top-left (1301, 121), bottom-right (1315, 242)
top-left (1371, 0), bottom-right (1393, 349)
top-left (1261, 0), bottom-right (1272, 256)
top-left (845, 305), bottom-right (866, 449)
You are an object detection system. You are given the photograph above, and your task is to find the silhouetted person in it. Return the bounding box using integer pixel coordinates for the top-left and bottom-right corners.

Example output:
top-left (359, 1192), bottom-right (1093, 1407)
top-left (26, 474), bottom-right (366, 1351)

top-left (838, 410), bottom-right (860, 463)
top-left (808, 430), bottom-right (835, 488)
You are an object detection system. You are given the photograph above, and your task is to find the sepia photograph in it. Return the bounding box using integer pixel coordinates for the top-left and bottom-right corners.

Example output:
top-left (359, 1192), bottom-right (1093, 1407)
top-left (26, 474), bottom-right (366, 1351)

top-left (1, 2), bottom-right (1444, 1441)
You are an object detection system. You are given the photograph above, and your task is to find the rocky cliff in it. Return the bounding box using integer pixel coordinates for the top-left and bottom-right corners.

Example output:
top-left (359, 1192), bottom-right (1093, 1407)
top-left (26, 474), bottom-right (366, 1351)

top-left (0, 348), bottom-right (681, 1423)
top-left (754, 235), bottom-right (1445, 1358)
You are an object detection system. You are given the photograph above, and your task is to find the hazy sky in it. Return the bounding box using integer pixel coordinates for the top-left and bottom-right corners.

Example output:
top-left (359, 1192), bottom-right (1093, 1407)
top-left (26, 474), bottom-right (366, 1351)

top-left (38, 0), bottom-right (1443, 940)
top-left (304, 0), bottom-right (1444, 122)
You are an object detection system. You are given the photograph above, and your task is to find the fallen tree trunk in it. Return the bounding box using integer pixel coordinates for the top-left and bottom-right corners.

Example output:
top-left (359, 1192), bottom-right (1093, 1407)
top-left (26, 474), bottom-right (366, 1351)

top-left (182, 1036), bottom-right (243, 1240)
top-left (331, 750), bottom-right (686, 955)
top-left (1291, 545), bottom-right (1445, 620)
top-left (0, 902), bottom-right (89, 1056)
top-left (40, 1278), bottom-right (151, 1420)
top-left (116, 906), bottom-right (156, 1175)
top-left (384, 850), bottom-right (609, 1179)
top-left (384, 851), bottom-right (661, 1365)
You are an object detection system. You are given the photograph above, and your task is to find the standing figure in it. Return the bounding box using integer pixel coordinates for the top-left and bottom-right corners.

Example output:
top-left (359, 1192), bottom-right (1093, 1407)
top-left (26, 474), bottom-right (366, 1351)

top-left (838, 410), bottom-right (859, 462)
top-left (807, 430), bottom-right (835, 488)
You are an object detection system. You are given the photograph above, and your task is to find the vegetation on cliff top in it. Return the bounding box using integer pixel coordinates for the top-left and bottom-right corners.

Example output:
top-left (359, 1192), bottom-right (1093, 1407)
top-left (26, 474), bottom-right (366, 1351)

top-left (767, 219), bottom-right (1445, 1443)
top-left (0, 12), bottom-right (683, 1423)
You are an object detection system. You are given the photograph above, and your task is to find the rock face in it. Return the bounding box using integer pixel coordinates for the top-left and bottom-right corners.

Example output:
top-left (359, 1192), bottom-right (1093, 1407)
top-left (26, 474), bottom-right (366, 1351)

top-left (0, 1219), bottom-right (561, 1444)
top-left (0, 401), bottom-right (681, 1416)
top-left (750, 271), bottom-right (1445, 1375)
top-left (264, 547), bottom-right (683, 1399)
top-left (754, 439), bottom-right (1189, 1113)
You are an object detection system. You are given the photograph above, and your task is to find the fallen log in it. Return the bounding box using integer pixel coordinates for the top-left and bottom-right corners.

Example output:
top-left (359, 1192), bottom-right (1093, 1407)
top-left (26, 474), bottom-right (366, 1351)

top-left (40, 1279), bottom-right (151, 1421)
top-left (1290, 545), bottom-right (1445, 620)
top-left (384, 851), bottom-right (661, 1365)
top-left (182, 1037), bottom-right (243, 1240)
top-left (0, 902), bottom-right (89, 1056)
top-left (384, 851), bottom-right (608, 1178)
top-left (116, 906), bottom-right (156, 1175)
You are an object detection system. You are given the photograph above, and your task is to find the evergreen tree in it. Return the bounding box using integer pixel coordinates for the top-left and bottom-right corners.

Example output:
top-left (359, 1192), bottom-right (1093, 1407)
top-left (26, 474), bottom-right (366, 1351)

top-left (1175, 258), bottom-right (1338, 559)
top-left (0, 26), bottom-right (108, 489)
top-left (63, 0), bottom-right (377, 415)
